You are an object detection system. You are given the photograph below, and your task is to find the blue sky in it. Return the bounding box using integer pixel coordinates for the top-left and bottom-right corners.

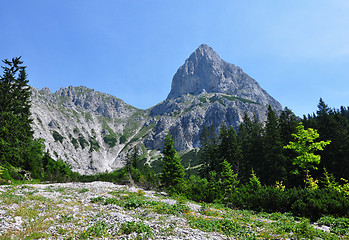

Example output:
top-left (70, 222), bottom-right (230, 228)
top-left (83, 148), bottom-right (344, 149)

top-left (1, 0), bottom-right (349, 117)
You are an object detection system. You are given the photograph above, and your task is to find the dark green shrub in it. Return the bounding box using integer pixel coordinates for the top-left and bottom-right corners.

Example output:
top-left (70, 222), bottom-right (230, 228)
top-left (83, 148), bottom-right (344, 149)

top-left (291, 188), bottom-right (349, 220)
top-left (52, 131), bottom-right (64, 143)
top-left (120, 135), bottom-right (127, 144)
top-left (228, 185), bottom-right (349, 220)
top-left (103, 134), bottom-right (117, 147)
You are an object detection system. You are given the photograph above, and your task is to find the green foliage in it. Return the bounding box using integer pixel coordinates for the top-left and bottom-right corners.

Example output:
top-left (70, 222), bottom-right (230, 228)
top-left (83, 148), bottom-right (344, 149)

top-left (151, 201), bottom-right (190, 215)
top-left (119, 134), bottom-right (127, 144)
top-left (248, 170), bottom-right (261, 190)
top-left (89, 137), bottom-right (100, 152)
top-left (80, 221), bottom-right (110, 239)
top-left (43, 155), bottom-right (79, 182)
top-left (199, 125), bottom-right (219, 178)
top-left (52, 131), bottom-right (64, 143)
top-left (78, 135), bottom-right (89, 149)
top-left (284, 122), bottom-right (331, 188)
top-left (229, 185), bottom-right (349, 221)
top-left (119, 221), bottom-right (153, 237)
top-left (160, 134), bottom-right (185, 191)
top-left (317, 216), bottom-right (349, 235)
top-left (187, 214), bottom-right (255, 237)
top-left (90, 196), bottom-right (104, 203)
top-left (284, 122), bottom-right (331, 174)
top-left (0, 57), bottom-right (33, 170)
top-left (220, 160), bottom-right (239, 199)
top-left (103, 134), bottom-right (117, 147)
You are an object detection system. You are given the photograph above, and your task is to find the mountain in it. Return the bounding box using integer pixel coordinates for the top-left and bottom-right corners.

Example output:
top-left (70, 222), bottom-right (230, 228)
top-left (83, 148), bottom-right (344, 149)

top-left (30, 86), bottom-right (154, 175)
top-left (167, 44), bottom-right (281, 109)
top-left (30, 44), bottom-right (282, 174)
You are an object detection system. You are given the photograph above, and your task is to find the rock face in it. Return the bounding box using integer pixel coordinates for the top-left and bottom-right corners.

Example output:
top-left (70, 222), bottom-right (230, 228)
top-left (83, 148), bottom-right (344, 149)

top-left (31, 86), bottom-right (153, 175)
top-left (30, 44), bottom-right (282, 174)
top-left (167, 44), bottom-right (281, 109)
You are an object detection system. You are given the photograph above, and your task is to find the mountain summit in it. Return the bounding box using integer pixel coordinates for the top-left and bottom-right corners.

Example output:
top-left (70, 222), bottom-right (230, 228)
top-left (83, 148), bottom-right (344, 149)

top-left (167, 44), bottom-right (281, 110)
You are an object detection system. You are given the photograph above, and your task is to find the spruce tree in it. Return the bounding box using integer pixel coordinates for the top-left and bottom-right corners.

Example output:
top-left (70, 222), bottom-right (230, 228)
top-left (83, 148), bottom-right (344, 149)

top-left (0, 57), bottom-right (33, 168)
top-left (199, 125), bottom-right (219, 178)
top-left (238, 113), bottom-right (264, 182)
top-left (263, 106), bottom-right (286, 184)
top-left (161, 134), bottom-right (185, 191)
top-left (218, 124), bottom-right (241, 175)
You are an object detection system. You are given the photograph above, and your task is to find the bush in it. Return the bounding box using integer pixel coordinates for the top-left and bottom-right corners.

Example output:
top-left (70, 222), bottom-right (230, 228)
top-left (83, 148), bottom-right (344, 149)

top-left (291, 188), bottom-right (349, 220)
top-left (228, 185), bottom-right (349, 220)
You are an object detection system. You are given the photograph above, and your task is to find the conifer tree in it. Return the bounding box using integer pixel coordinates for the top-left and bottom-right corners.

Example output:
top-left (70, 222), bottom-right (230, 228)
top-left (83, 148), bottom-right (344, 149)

top-left (238, 113), bottom-right (264, 182)
top-left (218, 124), bottom-right (241, 175)
top-left (0, 57), bottom-right (34, 168)
top-left (161, 134), bottom-right (185, 191)
top-left (263, 106), bottom-right (286, 184)
top-left (199, 125), bottom-right (219, 178)
top-left (220, 160), bottom-right (239, 199)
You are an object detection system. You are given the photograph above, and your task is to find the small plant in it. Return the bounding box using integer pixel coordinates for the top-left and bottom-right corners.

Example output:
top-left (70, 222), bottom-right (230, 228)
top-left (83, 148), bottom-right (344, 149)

top-left (80, 221), bottom-right (110, 239)
top-left (119, 221), bottom-right (153, 238)
top-left (78, 188), bottom-right (89, 193)
top-left (304, 170), bottom-right (319, 190)
top-left (293, 219), bottom-right (316, 239)
top-left (249, 169), bottom-right (261, 190)
top-left (90, 196), bottom-right (104, 203)
top-left (151, 202), bottom-right (190, 215)
top-left (275, 181), bottom-right (285, 191)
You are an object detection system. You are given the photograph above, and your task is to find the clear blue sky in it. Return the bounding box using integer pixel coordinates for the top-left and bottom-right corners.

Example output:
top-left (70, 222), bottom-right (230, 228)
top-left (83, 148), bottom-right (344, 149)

top-left (1, 0), bottom-right (349, 117)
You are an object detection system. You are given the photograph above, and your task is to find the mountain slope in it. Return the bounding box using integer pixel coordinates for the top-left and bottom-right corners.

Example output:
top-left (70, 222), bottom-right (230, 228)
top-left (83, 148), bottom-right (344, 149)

top-left (31, 86), bottom-right (156, 174)
top-left (30, 44), bottom-right (282, 174)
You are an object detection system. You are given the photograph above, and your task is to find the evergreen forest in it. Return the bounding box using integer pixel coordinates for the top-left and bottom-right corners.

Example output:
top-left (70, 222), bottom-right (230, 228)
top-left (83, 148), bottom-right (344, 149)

top-left (1, 58), bottom-right (349, 222)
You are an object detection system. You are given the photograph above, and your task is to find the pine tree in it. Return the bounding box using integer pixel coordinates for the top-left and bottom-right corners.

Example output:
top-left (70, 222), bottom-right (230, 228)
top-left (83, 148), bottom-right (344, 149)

top-left (199, 125), bottom-right (219, 178)
top-left (0, 57), bottom-right (34, 168)
top-left (218, 124), bottom-right (241, 175)
top-left (238, 113), bottom-right (264, 182)
top-left (161, 134), bottom-right (185, 191)
top-left (263, 106), bottom-right (286, 184)
top-left (278, 107), bottom-right (300, 186)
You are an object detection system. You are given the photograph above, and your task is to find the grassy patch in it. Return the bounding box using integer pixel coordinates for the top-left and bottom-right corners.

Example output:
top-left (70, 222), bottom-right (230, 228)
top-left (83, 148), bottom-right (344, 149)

top-left (119, 221), bottom-right (153, 238)
top-left (80, 221), bottom-right (111, 239)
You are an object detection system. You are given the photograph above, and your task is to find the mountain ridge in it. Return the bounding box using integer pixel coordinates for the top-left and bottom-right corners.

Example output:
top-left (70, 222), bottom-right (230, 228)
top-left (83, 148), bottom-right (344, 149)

top-left (30, 44), bottom-right (283, 174)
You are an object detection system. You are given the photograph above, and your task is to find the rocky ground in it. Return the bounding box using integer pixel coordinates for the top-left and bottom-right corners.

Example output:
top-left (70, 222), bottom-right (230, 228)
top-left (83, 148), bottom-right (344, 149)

top-left (0, 182), bottom-right (344, 239)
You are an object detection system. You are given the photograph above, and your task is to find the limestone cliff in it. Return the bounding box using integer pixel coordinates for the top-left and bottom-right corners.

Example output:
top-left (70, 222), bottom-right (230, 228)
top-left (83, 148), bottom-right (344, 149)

top-left (167, 44), bottom-right (281, 110)
top-left (30, 44), bottom-right (282, 174)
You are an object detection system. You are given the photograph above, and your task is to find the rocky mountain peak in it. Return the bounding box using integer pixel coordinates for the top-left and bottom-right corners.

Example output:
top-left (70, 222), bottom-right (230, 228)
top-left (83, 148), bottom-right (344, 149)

top-left (189, 44), bottom-right (221, 63)
top-left (167, 44), bottom-right (282, 110)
